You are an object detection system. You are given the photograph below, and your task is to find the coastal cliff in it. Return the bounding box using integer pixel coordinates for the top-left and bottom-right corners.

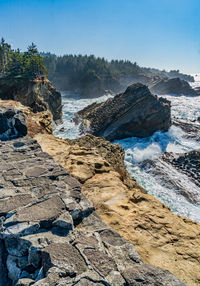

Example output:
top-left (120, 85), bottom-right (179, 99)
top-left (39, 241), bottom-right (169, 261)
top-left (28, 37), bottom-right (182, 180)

top-left (0, 79), bottom-right (199, 285)
top-left (0, 77), bottom-right (62, 121)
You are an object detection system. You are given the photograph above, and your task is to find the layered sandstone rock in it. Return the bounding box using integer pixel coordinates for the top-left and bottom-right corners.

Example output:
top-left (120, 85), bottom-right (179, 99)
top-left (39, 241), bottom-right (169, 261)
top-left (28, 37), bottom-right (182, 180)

top-left (0, 77), bottom-right (62, 121)
top-left (78, 83), bottom-right (171, 140)
top-left (149, 77), bottom-right (197, 96)
top-left (35, 133), bottom-right (200, 286)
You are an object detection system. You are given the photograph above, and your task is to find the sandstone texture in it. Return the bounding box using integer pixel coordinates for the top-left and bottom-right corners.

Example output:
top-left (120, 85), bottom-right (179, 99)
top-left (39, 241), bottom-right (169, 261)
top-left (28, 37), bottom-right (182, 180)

top-left (36, 132), bottom-right (200, 286)
top-left (0, 138), bottom-right (184, 286)
top-left (149, 77), bottom-right (197, 96)
top-left (0, 77), bottom-right (62, 121)
top-left (0, 107), bottom-right (186, 285)
top-left (78, 83), bottom-right (171, 140)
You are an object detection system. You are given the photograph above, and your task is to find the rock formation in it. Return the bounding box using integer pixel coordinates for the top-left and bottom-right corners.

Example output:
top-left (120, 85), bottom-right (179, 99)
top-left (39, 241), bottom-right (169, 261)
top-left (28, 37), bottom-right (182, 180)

top-left (0, 100), bottom-right (53, 137)
top-left (35, 132), bottom-right (200, 286)
top-left (78, 83), bottom-right (171, 140)
top-left (162, 149), bottom-right (200, 188)
top-left (0, 77), bottom-right (62, 121)
top-left (149, 77), bottom-right (197, 96)
top-left (0, 108), bottom-right (185, 286)
top-left (0, 107), bottom-right (27, 140)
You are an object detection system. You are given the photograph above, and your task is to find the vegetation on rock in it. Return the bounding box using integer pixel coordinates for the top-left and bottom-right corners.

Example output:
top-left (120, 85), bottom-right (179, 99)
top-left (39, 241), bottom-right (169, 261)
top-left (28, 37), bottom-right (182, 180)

top-left (0, 38), bottom-right (47, 78)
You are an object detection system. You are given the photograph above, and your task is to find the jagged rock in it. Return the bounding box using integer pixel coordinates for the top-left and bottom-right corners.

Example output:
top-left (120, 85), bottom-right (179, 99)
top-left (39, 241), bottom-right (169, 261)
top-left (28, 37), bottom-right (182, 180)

top-left (16, 278), bottom-right (35, 286)
top-left (162, 149), bottom-right (200, 188)
top-left (42, 243), bottom-right (87, 276)
top-left (0, 136), bottom-right (185, 286)
top-left (149, 77), bottom-right (197, 96)
top-left (0, 107), bottom-right (27, 140)
top-left (35, 133), bottom-right (200, 286)
top-left (122, 264), bottom-right (186, 286)
top-left (0, 99), bottom-right (53, 137)
top-left (0, 77), bottom-right (62, 121)
top-left (78, 83), bottom-right (171, 140)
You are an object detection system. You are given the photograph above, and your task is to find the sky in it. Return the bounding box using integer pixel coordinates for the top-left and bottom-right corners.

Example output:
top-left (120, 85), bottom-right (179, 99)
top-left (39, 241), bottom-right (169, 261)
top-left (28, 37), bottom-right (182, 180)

top-left (0, 0), bottom-right (200, 73)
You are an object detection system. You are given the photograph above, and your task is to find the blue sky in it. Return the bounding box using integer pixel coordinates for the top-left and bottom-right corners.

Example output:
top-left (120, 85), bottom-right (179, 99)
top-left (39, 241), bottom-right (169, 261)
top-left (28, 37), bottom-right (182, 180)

top-left (1, 0), bottom-right (200, 73)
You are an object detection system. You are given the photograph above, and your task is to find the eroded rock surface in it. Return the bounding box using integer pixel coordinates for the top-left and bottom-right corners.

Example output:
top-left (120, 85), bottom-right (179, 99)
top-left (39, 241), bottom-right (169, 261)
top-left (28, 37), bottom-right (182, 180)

top-left (35, 133), bottom-right (200, 286)
top-left (0, 77), bottom-right (62, 121)
top-left (0, 134), bottom-right (185, 286)
top-left (78, 83), bottom-right (171, 140)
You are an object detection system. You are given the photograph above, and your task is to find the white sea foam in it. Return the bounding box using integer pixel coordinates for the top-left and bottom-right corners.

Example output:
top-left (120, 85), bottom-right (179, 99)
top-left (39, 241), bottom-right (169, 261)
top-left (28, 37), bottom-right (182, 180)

top-left (55, 75), bottom-right (200, 222)
top-left (54, 92), bottom-right (113, 139)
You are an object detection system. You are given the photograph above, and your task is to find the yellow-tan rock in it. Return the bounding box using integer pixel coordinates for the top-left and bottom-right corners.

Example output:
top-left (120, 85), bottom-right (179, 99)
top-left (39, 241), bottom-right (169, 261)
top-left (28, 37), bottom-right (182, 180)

top-left (1, 100), bottom-right (199, 285)
top-left (35, 132), bottom-right (200, 286)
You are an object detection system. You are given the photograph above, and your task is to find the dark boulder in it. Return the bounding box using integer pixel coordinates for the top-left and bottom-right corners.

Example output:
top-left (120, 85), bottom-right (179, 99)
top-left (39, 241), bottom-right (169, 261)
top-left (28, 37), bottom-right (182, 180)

top-left (149, 77), bottom-right (197, 96)
top-left (0, 107), bottom-right (27, 140)
top-left (78, 83), bottom-right (171, 141)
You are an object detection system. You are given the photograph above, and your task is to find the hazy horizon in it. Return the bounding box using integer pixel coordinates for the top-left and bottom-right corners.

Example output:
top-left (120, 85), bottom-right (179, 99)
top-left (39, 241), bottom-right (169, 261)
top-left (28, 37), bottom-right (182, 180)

top-left (1, 0), bottom-right (200, 74)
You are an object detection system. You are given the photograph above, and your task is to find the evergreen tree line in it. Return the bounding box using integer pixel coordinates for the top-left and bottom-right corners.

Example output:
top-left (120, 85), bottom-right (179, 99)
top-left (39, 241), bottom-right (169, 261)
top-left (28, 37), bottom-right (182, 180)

top-left (42, 52), bottom-right (194, 94)
top-left (0, 38), bottom-right (47, 78)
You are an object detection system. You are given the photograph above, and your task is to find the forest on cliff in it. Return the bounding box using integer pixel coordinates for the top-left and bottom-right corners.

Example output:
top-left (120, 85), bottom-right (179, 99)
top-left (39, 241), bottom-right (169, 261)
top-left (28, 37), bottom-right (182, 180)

top-left (0, 38), bottom-right (47, 78)
top-left (42, 52), bottom-right (194, 95)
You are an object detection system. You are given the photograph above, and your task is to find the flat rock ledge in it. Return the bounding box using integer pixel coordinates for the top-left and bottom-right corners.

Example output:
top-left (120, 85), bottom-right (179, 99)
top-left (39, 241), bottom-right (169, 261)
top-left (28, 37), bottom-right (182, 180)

top-left (0, 135), bottom-right (185, 285)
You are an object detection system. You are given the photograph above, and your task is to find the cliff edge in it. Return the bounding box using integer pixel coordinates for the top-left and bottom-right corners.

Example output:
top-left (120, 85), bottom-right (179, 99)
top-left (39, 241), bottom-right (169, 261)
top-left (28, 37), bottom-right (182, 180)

top-left (0, 77), bottom-right (62, 121)
top-left (0, 106), bottom-right (185, 286)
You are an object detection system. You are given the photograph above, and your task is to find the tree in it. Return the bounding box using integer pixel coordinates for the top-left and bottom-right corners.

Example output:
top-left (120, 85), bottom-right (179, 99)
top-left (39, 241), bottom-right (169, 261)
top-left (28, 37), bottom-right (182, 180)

top-left (0, 38), bottom-right (12, 75)
top-left (0, 40), bottom-right (47, 78)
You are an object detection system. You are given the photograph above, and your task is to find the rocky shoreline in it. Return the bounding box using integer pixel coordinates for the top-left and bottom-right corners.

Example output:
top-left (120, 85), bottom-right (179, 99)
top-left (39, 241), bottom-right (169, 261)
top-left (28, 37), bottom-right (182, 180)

top-left (0, 78), bottom-right (200, 285)
top-left (0, 107), bottom-right (187, 286)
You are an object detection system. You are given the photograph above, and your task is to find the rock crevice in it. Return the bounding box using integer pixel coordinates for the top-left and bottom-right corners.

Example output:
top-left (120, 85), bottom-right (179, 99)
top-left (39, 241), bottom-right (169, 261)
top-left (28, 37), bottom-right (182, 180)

top-left (0, 107), bottom-right (185, 286)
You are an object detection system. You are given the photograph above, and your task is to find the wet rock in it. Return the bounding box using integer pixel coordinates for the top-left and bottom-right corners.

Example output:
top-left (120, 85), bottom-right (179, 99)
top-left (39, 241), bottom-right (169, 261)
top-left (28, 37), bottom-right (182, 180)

top-left (162, 149), bottom-right (200, 188)
top-left (0, 107), bottom-right (27, 140)
top-left (78, 83), bottom-right (171, 140)
top-left (16, 278), bottom-right (35, 286)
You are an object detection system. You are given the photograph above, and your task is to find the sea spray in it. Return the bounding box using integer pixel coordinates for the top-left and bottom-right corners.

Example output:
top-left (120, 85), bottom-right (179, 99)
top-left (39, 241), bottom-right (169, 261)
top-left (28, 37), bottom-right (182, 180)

top-left (55, 76), bottom-right (200, 221)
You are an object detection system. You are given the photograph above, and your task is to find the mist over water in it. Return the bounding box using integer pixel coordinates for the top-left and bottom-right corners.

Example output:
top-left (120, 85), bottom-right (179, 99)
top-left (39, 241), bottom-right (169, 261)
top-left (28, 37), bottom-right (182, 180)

top-left (55, 76), bottom-right (200, 222)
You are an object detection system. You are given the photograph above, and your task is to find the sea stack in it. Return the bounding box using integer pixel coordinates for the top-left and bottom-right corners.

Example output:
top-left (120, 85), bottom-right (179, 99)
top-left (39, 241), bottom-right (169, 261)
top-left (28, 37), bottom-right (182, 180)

top-left (78, 83), bottom-right (171, 141)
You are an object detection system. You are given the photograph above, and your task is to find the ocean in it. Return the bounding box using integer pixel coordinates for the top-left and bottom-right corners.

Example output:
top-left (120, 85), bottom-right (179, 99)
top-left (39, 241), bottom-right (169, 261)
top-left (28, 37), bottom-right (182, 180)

top-left (54, 75), bottom-right (200, 222)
